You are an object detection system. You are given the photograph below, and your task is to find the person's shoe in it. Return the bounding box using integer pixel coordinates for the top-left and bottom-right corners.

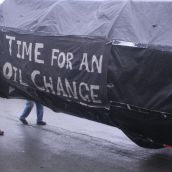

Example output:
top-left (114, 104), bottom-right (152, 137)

top-left (0, 130), bottom-right (4, 136)
top-left (19, 118), bottom-right (28, 125)
top-left (37, 121), bottom-right (46, 125)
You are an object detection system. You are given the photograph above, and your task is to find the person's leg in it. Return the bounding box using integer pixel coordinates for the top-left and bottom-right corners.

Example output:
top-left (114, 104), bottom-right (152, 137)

top-left (0, 129), bottom-right (4, 136)
top-left (35, 102), bottom-right (46, 125)
top-left (19, 101), bottom-right (34, 124)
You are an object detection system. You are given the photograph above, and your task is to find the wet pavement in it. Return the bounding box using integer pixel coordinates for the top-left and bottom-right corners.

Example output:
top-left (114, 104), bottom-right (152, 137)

top-left (0, 99), bottom-right (172, 172)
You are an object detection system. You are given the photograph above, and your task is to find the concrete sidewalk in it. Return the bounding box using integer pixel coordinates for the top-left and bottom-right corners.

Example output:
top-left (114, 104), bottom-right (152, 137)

top-left (1, 98), bottom-right (172, 172)
top-left (0, 98), bottom-right (129, 144)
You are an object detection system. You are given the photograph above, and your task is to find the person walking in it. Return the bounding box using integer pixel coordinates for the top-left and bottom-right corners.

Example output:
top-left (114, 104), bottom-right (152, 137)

top-left (19, 100), bottom-right (46, 125)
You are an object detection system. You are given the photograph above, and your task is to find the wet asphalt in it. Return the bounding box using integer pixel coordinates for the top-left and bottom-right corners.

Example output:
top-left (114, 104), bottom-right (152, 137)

top-left (1, 99), bottom-right (172, 172)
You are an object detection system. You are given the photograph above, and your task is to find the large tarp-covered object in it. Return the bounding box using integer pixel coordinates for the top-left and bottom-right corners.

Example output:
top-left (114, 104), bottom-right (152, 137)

top-left (1, 0), bottom-right (172, 148)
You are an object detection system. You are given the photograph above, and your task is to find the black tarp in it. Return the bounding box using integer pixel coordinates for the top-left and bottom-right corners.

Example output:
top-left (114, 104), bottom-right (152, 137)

top-left (0, 28), bottom-right (109, 107)
top-left (1, 0), bottom-right (172, 148)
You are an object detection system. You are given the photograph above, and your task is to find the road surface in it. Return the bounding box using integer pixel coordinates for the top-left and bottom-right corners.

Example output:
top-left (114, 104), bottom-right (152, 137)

top-left (0, 98), bottom-right (172, 172)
